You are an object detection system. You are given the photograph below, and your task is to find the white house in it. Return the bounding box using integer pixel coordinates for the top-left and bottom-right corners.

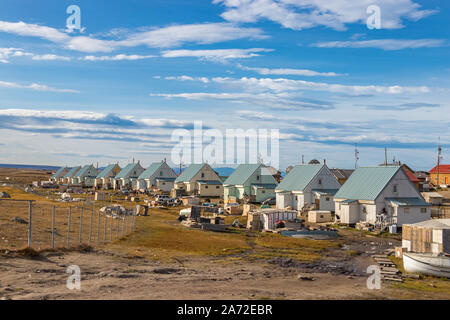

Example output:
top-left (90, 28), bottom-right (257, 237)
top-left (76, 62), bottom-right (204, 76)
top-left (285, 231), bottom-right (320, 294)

top-left (50, 167), bottom-right (69, 183)
top-left (174, 163), bottom-right (223, 197)
top-left (71, 164), bottom-right (99, 187)
top-left (223, 164), bottom-right (278, 203)
top-left (94, 164), bottom-right (121, 189)
top-left (113, 162), bottom-right (145, 190)
top-left (275, 164), bottom-right (341, 211)
top-left (334, 166), bottom-right (431, 227)
top-left (61, 166), bottom-right (81, 184)
top-left (137, 161), bottom-right (177, 192)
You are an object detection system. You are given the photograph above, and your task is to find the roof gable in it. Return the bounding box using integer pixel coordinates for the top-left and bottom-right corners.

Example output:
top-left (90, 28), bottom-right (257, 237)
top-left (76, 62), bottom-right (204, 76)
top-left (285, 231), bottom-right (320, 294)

top-left (223, 164), bottom-right (261, 185)
top-left (275, 164), bottom-right (323, 192)
top-left (175, 163), bottom-right (205, 182)
top-left (64, 166), bottom-right (81, 178)
top-left (97, 164), bottom-right (120, 179)
top-left (334, 166), bottom-right (400, 201)
top-left (51, 167), bottom-right (67, 179)
top-left (138, 162), bottom-right (172, 179)
top-left (75, 165), bottom-right (96, 178)
top-left (116, 163), bottom-right (143, 179)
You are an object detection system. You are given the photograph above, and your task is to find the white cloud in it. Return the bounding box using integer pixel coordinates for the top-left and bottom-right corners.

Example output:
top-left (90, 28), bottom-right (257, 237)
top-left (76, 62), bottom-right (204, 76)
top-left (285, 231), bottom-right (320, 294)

top-left (238, 64), bottom-right (344, 76)
top-left (311, 39), bottom-right (446, 50)
top-left (161, 48), bottom-right (273, 61)
top-left (0, 20), bottom-right (267, 53)
top-left (0, 81), bottom-right (79, 93)
top-left (31, 54), bottom-right (72, 61)
top-left (214, 0), bottom-right (436, 30)
top-left (81, 54), bottom-right (156, 61)
top-left (164, 76), bottom-right (210, 83)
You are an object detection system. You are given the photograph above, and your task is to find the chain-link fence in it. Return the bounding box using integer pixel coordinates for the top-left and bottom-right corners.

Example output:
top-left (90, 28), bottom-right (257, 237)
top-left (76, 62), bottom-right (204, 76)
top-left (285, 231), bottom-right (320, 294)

top-left (0, 199), bottom-right (136, 250)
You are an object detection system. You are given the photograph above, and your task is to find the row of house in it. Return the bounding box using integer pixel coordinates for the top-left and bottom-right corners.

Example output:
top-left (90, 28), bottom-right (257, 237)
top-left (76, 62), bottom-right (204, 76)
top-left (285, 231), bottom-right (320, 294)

top-left (51, 160), bottom-right (439, 227)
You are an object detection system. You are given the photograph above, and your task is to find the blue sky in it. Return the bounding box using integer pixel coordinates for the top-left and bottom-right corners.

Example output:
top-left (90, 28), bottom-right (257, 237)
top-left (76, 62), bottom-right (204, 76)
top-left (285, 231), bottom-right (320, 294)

top-left (0, 0), bottom-right (448, 171)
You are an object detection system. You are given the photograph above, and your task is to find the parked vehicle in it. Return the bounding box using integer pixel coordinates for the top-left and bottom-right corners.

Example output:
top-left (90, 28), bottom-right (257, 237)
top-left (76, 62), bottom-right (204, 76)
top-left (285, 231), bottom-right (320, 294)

top-left (155, 195), bottom-right (175, 205)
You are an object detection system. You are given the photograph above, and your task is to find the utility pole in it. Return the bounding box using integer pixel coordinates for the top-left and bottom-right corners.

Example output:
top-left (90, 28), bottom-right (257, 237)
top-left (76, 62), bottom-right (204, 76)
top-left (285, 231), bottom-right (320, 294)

top-left (384, 148), bottom-right (388, 166)
top-left (354, 144), bottom-right (359, 169)
top-left (437, 137), bottom-right (442, 186)
top-left (179, 154), bottom-right (183, 177)
top-left (302, 155), bottom-right (305, 165)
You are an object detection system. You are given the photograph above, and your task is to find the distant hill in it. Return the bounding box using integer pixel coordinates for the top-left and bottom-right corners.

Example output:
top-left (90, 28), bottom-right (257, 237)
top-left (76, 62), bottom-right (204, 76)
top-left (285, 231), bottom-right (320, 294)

top-left (0, 164), bottom-right (60, 171)
top-left (172, 166), bottom-right (236, 177)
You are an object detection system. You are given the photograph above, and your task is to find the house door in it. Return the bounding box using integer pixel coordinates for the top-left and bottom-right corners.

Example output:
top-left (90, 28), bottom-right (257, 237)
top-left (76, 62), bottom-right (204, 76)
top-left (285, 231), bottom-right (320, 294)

top-left (315, 198), bottom-right (320, 210)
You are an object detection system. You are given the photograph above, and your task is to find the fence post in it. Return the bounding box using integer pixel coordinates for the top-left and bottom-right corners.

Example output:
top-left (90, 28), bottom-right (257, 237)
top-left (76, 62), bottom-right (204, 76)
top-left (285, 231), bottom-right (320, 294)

top-left (66, 207), bottom-right (72, 248)
top-left (109, 216), bottom-right (113, 241)
top-left (88, 209), bottom-right (93, 243)
top-left (96, 209), bottom-right (100, 243)
top-left (79, 207), bottom-right (84, 244)
top-left (103, 212), bottom-right (107, 243)
top-left (27, 201), bottom-right (32, 248)
top-left (116, 217), bottom-right (119, 239)
top-left (51, 206), bottom-right (55, 249)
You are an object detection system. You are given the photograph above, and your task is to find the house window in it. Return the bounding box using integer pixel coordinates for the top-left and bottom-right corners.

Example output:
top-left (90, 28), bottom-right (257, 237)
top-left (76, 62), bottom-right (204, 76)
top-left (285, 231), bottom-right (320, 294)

top-left (201, 173), bottom-right (205, 178)
top-left (205, 186), bottom-right (208, 189)
top-left (326, 197), bottom-right (330, 201)
top-left (421, 208), bottom-right (427, 213)
top-left (318, 179), bottom-right (322, 185)
top-left (362, 206), bottom-right (367, 213)
top-left (216, 186), bottom-right (220, 189)
top-left (295, 196), bottom-right (298, 200)
top-left (162, 182), bottom-right (165, 185)
top-left (393, 185), bottom-right (398, 193)
top-left (257, 175), bottom-right (260, 181)
top-left (160, 171), bottom-right (163, 176)
top-left (262, 190), bottom-right (265, 194)
top-left (404, 208), bottom-right (410, 214)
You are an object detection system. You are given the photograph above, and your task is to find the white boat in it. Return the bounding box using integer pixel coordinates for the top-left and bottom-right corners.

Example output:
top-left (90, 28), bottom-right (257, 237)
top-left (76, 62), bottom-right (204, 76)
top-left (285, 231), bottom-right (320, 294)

top-left (403, 253), bottom-right (450, 278)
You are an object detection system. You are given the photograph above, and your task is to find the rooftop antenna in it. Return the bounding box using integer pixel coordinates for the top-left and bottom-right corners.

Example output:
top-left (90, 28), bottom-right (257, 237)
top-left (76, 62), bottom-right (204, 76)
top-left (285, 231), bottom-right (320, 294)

top-left (354, 144), bottom-right (359, 169)
top-left (133, 157), bottom-right (135, 164)
top-left (302, 155), bottom-right (305, 165)
top-left (178, 154), bottom-right (183, 177)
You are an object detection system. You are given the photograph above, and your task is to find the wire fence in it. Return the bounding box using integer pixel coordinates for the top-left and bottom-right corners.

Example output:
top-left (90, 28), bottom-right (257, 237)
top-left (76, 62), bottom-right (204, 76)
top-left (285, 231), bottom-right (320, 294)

top-left (0, 199), bottom-right (137, 250)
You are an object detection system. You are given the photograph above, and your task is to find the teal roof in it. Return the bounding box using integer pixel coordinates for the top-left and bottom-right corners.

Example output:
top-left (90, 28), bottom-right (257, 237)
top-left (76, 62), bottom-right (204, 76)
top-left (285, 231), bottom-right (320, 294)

top-left (385, 197), bottom-right (430, 207)
top-left (138, 162), bottom-right (164, 180)
top-left (96, 164), bottom-right (118, 179)
top-left (116, 163), bottom-right (141, 179)
top-left (276, 164), bottom-right (323, 191)
top-left (334, 166), bottom-right (401, 201)
top-left (175, 164), bottom-right (205, 182)
top-left (63, 166), bottom-right (81, 178)
top-left (51, 167), bottom-right (67, 179)
top-left (74, 165), bottom-right (97, 178)
top-left (224, 164), bottom-right (261, 185)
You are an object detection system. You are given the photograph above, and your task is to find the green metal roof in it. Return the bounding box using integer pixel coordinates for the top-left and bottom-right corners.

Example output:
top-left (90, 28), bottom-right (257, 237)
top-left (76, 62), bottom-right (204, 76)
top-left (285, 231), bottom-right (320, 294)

top-left (275, 164), bottom-right (323, 191)
top-left (116, 163), bottom-right (141, 179)
top-left (96, 164), bottom-right (118, 179)
top-left (74, 165), bottom-right (97, 178)
top-left (334, 166), bottom-right (401, 201)
top-left (385, 197), bottom-right (430, 207)
top-left (223, 164), bottom-right (261, 185)
top-left (138, 162), bottom-right (164, 180)
top-left (51, 167), bottom-right (67, 179)
top-left (175, 164), bottom-right (205, 182)
top-left (63, 166), bottom-right (81, 178)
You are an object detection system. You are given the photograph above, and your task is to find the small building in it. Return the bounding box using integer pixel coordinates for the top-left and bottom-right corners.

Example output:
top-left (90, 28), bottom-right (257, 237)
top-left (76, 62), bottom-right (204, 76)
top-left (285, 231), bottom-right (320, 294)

top-left (402, 219), bottom-right (450, 255)
top-left (61, 166), bottom-right (81, 184)
top-left (429, 165), bottom-right (450, 186)
top-left (275, 164), bottom-right (341, 211)
top-left (334, 166), bottom-right (431, 227)
top-left (247, 208), bottom-right (298, 231)
top-left (71, 164), bottom-right (99, 187)
top-left (308, 210), bottom-right (333, 223)
top-left (50, 167), bottom-right (69, 183)
top-left (113, 162), bottom-right (145, 190)
top-left (174, 163), bottom-right (223, 197)
top-left (223, 164), bottom-right (278, 203)
top-left (95, 164), bottom-right (121, 189)
top-left (422, 192), bottom-right (445, 205)
top-left (137, 161), bottom-right (177, 192)
top-left (330, 168), bottom-right (354, 185)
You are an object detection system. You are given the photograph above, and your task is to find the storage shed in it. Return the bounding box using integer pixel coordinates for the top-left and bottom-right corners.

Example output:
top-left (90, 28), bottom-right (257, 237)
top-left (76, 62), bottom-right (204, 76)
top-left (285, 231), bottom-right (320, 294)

top-left (402, 219), bottom-right (450, 255)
